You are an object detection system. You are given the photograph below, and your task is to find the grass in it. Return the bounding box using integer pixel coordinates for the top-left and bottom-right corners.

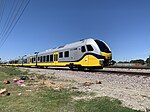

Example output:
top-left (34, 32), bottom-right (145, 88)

top-left (0, 66), bottom-right (142, 112)
top-left (74, 97), bottom-right (141, 112)
top-left (0, 66), bottom-right (28, 77)
top-left (0, 89), bottom-right (72, 112)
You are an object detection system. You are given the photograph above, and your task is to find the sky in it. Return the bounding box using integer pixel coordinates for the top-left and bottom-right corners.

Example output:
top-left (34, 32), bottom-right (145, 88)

top-left (0, 0), bottom-right (150, 62)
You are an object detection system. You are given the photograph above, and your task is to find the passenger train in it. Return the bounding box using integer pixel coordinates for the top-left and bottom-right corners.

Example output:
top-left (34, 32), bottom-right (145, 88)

top-left (4, 38), bottom-right (112, 70)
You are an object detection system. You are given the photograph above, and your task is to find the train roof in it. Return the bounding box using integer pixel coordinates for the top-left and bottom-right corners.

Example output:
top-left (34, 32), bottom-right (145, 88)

top-left (37, 38), bottom-right (95, 55)
top-left (15, 38), bottom-right (100, 58)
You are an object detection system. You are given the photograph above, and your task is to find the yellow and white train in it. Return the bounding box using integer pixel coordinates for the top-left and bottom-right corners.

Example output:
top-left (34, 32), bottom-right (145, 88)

top-left (5, 38), bottom-right (112, 70)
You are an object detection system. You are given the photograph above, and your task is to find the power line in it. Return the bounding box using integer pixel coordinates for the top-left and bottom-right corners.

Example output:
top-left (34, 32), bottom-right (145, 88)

top-left (0, 0), bottom-right (4, 25)
top-left (0, 0), bottom-right (6, 27)
top-left (0, 0), bottom-right (3, 24)
top-left (0, 0), bottom-right (21, 39)
top-left (0, 0), bottom-right (30, 48)
top-left (0, 0), bottom-right (31, 48)
top-left (0, 0), bottom-right (25, 42)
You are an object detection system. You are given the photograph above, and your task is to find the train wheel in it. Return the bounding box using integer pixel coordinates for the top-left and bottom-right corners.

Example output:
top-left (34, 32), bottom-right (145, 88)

top-left (84, 68), bottom-right (92, 71)
top-left (77, 67), bottom-right (84, 71)
top-left (69, 66), bottom-right (73, 70)
top-left (69, 63), bottom-right (74, 70)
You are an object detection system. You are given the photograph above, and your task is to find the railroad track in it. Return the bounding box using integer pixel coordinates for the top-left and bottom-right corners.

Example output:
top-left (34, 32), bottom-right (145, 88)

top-left (106, 65), bottom-right (150, 69)
top-left (97, 69), bottom-right (150, 77)
top-left (24, 66), bottom-right (150, 77)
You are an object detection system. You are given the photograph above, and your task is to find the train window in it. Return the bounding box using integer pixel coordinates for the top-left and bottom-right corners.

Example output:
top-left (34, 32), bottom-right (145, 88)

top-left (40, 56), bottom-right (42, 62)
top-left (50, 55), bottom-right (53, 62)
top-left (25, 59), bottom-right (27, 63)
top-left (15, 60), bottom-right (18, 64)
top-left (81, 46), bottom-right (86, 52)
top-left (47, 55), bottom-right (49, 62)
top-left (43, 56), bottom-right (46, 62)
top-left (33, 57), bottom-right (35, 62)
top-left (59, 52), bottom-right (63, 58)
top-left (86, 45), bottom-right (94, 51)
top-left (64, 51), bottom-right (69, 57)
top-left (38, 57), bottom-right (40, 61)
top-left (95, 40), bottom-right (111, 53)
top-left (23, 59), bottom-right (27, 63)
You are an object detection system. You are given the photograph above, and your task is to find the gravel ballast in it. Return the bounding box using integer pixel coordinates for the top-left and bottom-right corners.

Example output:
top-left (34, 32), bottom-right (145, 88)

top-left (19, 67), bottom-right (150, 111)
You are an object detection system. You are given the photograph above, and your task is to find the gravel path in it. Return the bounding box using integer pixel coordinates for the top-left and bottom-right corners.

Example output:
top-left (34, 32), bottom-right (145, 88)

top-left (103, 67), bottom-right (150, 73)
top-left (19, 67), bottom-right (150, 111)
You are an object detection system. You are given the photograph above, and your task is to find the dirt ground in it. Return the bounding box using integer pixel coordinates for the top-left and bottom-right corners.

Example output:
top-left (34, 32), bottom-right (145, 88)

top-left (19, 67), bottom-right (150, 111)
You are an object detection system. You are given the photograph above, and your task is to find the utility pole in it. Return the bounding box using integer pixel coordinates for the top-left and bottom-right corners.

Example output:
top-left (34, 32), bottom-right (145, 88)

top-left (34, 52), bottom-right (39, 67)
top-left (22, 55), bottom-right (27, 66)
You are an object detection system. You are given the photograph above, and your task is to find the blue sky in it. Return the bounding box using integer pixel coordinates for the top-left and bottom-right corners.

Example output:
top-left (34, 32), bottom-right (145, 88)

top-left (0, 0), bottom-right (150, 61)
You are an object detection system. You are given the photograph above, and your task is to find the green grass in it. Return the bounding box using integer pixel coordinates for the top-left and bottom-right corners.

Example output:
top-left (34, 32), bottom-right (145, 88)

top-left (0, 66), bottom-right (142, 112)
top-left (74, 97), bottom-right (141, 112)
top-left (0, 66), bottom-right (28, 76)
top-left (0, 89), bottom-right (72, 112)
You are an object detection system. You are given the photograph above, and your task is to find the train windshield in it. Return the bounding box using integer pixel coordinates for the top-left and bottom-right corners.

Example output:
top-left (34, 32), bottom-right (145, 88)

top-left (95, 40), bottom-right (111, 53)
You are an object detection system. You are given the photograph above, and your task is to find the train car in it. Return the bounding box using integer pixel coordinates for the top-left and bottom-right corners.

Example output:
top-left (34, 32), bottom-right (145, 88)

top-left (6, 38), bottom-right (112, 70)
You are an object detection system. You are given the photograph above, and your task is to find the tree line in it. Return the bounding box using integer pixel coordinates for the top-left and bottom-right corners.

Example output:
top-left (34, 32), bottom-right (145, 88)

top-left (111, 56), bottom-right (150, 65)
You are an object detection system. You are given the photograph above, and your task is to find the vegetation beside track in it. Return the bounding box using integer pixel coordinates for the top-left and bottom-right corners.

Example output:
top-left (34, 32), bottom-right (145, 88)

top-left (0, 66), bottom-right (142, 112)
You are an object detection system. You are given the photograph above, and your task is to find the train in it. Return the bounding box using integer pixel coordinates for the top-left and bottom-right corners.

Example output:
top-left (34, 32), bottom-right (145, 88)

top-left (3, 38), bottom-right (112, 70)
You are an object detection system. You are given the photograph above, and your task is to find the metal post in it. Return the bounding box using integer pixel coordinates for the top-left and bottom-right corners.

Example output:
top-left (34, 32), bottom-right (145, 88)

top-left (34, 52), bottom-right (39, 67)
top-left (22, 55), bottom-right (27, 67)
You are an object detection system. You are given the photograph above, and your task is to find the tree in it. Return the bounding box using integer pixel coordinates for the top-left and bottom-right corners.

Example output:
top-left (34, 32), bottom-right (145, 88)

top-left (118, 61), bottom-right (123, 63)
top-left (118, 61), bottom-right (129, 63)
top-left (146, 56), bottom-right (150, 65)
top-left (130, 59), bottom-right (145, 65)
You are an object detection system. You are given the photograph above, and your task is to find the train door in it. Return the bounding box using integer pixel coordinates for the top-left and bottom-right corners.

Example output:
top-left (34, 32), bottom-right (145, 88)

top-left (54, 52), bottom-right (58, 65)
top-left (30, 56), bottom-right (32, 64)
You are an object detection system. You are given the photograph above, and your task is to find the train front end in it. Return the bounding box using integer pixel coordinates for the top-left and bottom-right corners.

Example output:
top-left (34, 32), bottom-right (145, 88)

top-left (94, 40), bottom-right (112, 66)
